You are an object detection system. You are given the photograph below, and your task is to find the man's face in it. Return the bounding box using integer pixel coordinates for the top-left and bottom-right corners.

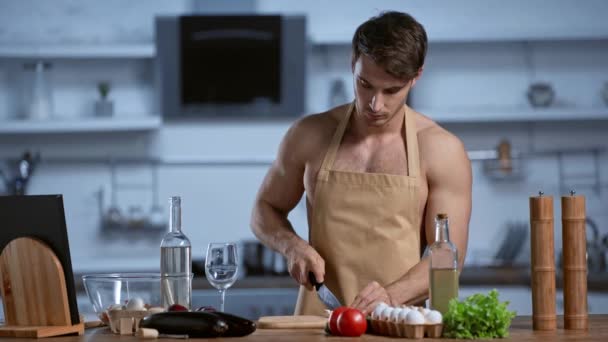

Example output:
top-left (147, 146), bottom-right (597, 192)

top-left (352, 54), bottom-right (413, 127)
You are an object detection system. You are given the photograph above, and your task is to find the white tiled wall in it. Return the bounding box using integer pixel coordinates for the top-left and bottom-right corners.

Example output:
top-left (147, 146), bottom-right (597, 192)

top-left (0, 1), bottom-right (607, 272)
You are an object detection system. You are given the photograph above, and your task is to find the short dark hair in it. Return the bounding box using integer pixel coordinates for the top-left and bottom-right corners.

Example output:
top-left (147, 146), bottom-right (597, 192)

top-left (352, 11), bottom-right (427, 81)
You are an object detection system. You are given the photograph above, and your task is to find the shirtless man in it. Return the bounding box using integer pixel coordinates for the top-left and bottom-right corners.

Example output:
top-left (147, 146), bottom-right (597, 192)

top-left (251, 11), bottom-right (471, 315)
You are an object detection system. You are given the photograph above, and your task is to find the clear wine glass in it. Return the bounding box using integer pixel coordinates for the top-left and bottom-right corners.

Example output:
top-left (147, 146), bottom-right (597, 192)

top-left (205, 242), bottom-right (239, 312)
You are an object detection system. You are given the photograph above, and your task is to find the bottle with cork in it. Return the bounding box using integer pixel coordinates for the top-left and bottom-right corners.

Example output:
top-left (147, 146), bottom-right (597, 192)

top-left (428, 213), bottom-right (459, 314)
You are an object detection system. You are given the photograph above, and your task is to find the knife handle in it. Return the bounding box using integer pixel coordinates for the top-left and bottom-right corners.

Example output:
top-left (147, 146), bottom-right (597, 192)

top-left (308, 272), bottom-right (322, 291)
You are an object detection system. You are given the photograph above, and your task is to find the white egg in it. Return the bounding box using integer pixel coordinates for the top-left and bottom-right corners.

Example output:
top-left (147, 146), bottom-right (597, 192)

top-left (405, 310), bottom-right (425, 325)
top-left (372, 302), bottom-right (389, 319)
top-left (125, 297), bottom-right (145, 311)
top-left (397, 308), bottom-right (411, 323)
top-left (372, 305), bottom-right (386, 319)
top-left (425, 310), bottom-right (443, 324)
top-left (418, 307), bottom-right (430, 315)
top-left (390, 308), bottom-right (402, 322)
top-left (381, 307), bottom-right (395, 321)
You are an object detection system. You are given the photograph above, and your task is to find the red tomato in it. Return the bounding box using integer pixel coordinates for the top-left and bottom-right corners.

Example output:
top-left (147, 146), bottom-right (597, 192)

top-left (337, 308), bottom-right (367, 337)
top-left (328, 307), bottom-right (349, 335)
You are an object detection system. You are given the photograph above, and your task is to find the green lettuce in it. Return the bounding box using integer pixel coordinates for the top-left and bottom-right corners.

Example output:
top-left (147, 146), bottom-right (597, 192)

top-left (443, 289), bottom-right (516, 339)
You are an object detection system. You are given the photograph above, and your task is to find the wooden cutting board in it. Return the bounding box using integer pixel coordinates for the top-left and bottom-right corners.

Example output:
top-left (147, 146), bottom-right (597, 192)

top-left (257, 316), bottom-right (327, 329)
top-left (0, 195), bottom-right (79, 325)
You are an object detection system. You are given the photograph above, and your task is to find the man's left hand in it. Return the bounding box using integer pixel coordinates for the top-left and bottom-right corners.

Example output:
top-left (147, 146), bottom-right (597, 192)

top-left (350, 281), bottom-right (395, 315)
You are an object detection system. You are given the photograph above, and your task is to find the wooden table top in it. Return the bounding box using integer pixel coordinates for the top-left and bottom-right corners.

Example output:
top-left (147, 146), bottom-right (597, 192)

top-left (2, 315), bottom-right (607, 341)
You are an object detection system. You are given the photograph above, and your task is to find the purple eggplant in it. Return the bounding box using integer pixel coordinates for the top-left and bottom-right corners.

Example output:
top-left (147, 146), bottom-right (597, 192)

top-left (207, 312), bottom-right (257, 337)
top-left (140, 312), bottom-right (228, 338)
top-left (139, 311), bottom-right (256, 338)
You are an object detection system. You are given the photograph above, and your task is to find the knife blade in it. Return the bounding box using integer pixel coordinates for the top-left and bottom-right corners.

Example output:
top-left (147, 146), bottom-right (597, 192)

top-left (308, 272), bottom-right (342, 310)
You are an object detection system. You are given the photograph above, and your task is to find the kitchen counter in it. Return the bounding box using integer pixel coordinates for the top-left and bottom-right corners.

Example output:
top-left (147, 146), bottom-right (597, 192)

top-left (1, 315), bottom-right (607, 341)
top-left (460, 266), bottom-right (608, 292)
top-left (74, 266), bottom-right (608, 292)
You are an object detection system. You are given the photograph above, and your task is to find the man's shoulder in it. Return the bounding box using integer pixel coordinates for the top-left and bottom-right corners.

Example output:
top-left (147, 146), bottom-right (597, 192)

top-left (288, 104), bottom-right (347, 140)
top-left (280, 104), bottom-right (348, 163)
top-left (414, 110), bottom-right (469, 167)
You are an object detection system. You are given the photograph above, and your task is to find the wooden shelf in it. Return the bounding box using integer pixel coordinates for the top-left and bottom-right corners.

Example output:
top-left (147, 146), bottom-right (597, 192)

top-left (0, 116), bottom-right (161, 134)
top-left (0, 44), bottom-right (155, 59)
top-left (424, 107), bottom-right (608, 123)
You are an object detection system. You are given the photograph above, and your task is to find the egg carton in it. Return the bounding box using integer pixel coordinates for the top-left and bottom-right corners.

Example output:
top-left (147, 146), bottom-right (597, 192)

top-left (370, 319), bottom-right (443, 339)
top-left (106, 310), bottom-right (160, 335)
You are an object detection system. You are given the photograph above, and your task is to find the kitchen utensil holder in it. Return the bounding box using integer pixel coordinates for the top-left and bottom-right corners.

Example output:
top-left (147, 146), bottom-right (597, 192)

top-left (0, 237), bottom-right (84, 338)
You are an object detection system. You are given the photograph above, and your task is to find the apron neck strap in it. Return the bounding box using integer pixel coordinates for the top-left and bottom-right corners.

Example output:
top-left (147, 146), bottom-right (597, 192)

top-left (319, 102), bottom-right (354, 174)
top-left (404, 105), bottom-right (420, 178)
top-left (319, 102), bottom-right (420, 177)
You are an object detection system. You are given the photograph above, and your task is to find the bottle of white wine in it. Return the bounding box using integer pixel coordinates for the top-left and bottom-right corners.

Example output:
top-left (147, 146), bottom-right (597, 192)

top-left (428, 213), bottom-right (459, 314)
top-left (160, 196), bottom-right (192, 309)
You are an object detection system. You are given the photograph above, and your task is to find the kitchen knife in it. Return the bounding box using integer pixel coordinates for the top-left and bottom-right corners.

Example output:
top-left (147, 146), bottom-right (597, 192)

top-left (308, 272), bottom-right (342, 310)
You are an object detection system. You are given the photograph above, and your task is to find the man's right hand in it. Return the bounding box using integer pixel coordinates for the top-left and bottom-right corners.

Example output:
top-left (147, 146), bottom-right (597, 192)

top-left (285, 240), bottom-right (325, 291)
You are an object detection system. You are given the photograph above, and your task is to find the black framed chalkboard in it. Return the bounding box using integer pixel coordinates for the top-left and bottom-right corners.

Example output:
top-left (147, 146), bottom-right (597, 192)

top-left (0, 195), bottom-right (79, 325)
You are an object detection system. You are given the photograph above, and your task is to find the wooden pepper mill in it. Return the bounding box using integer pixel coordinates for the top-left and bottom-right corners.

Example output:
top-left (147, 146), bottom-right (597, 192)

top-left (561, 190), bottom-right (588, 330)
top-left (529, 191), bottom-right (556, 331)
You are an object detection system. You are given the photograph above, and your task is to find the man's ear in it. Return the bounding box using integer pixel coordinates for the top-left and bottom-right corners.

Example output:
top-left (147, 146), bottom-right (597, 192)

top-left (411, 66), bottom-right (424, 87)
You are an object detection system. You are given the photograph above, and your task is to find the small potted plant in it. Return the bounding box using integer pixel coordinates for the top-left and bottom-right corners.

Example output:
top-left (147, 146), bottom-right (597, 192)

top-left (95, 81), bottom-right (114, 117)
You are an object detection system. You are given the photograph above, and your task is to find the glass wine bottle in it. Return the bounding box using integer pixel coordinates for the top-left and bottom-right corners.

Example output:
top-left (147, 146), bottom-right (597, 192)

top-left (429, 213), bottom-right (459, 314)
top-left (160, 196), bottom-right (192, 309)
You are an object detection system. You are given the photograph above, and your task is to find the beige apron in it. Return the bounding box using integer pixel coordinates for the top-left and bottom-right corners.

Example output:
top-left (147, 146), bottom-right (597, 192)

top-left (295, 103), bottom-right (422, 315)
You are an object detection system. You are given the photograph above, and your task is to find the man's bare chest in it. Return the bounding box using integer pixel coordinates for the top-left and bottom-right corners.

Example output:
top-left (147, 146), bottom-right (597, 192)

top-left (332, 140), bottom-right (409, 175)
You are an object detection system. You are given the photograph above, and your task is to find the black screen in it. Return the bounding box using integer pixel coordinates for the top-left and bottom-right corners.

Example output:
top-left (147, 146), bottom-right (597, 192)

top-left (180, 16), bottom-right (282, 105)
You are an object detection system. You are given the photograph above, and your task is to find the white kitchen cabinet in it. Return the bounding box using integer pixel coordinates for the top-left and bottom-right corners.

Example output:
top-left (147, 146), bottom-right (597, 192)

top-left (257, 0), bottom-right (608, 44)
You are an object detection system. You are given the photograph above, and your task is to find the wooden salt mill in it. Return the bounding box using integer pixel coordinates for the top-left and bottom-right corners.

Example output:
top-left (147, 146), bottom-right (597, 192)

top-left (561, 190), bottom-right (588, 330)
top-left (529, 192), bottom-right (556, 331)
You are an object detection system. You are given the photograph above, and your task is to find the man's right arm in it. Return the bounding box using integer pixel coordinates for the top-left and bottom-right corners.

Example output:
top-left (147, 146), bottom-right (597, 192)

top-left (250, 118), bottom-right (325, 289)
